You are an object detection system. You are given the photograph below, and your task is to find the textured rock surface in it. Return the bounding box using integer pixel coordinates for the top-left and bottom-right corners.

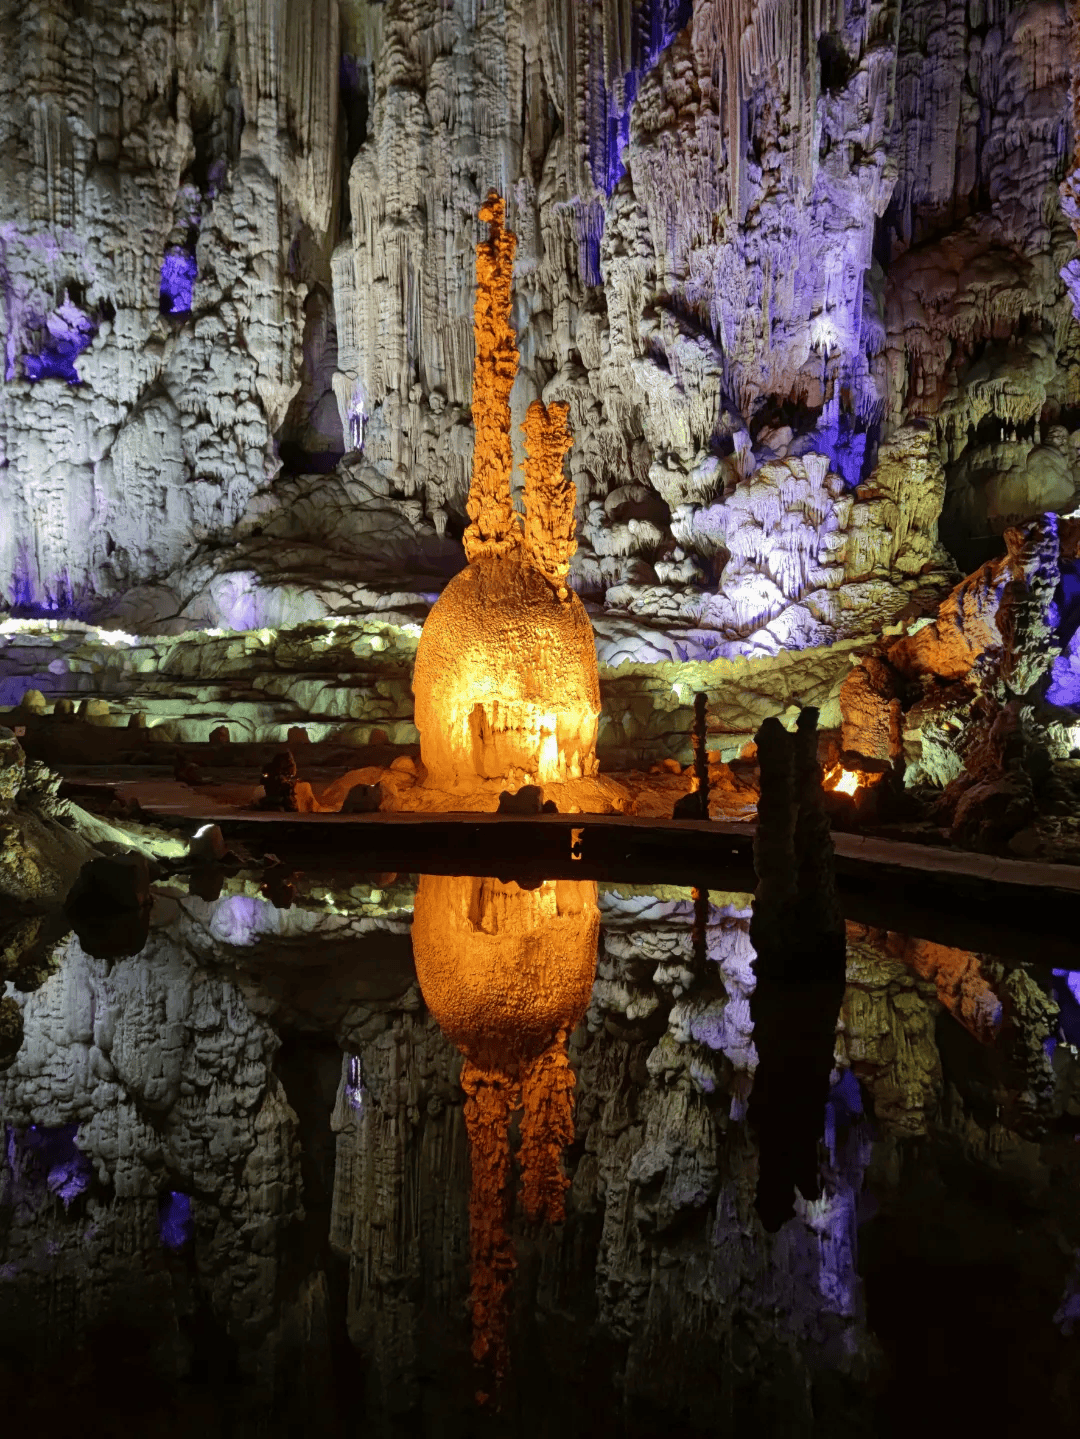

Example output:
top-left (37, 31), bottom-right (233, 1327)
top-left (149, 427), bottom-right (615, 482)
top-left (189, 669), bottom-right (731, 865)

top-left (2, 877), bottom-right (1079, 1431)
top-left (2, 0), bottom-right (1077, 668)
top-left (0, 0), bottom-right (339, 617)
top-left (839, 658), bottom-right (902, 765)
top-left (0, 613), bottom-right (868, 765)
top-left (414, 557), bottom-right (601, 787)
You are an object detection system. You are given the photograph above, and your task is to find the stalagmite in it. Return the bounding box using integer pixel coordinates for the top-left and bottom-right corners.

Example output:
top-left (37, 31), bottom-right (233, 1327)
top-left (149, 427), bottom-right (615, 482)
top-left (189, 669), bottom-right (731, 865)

top-left (413, 192), bottom-right (602, 794)
top-left (464, 193), bottom-right (522, 563)
top-left (522, 398), bottom-right (576, 595)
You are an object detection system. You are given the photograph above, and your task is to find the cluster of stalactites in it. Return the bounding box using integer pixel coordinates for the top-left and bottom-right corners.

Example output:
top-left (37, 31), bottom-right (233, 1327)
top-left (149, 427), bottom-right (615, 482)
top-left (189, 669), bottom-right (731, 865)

top-left (463, 191), bottom-right (577, 591)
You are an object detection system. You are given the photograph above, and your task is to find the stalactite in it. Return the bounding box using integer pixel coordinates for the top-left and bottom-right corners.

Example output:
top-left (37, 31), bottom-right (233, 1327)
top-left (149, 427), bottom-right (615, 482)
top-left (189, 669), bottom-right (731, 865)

top-left (230, 0), bottom-right (339, 234)
top-left (1059, 0), bottom-right (1080, 316)
top-left (695, 0), bottom-right (840, 221)
top-left (463, 191), bottom-right (522, 562)
top-left (522, 398), bottom-right (576, 595)
top-left (460, 1060), bottom-right (519, 1387)
top-left (518, 1038), bottom-right (577, 1224)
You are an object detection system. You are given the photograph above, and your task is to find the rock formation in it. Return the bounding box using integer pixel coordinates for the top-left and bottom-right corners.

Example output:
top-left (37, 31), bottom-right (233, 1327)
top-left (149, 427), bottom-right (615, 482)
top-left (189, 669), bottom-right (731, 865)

top-left (0, 0), bottom-right (1073, 684)
top-left (412, 193), bottom-right (602, 794)
top-left (411, 872), bottom-right (599, 1388)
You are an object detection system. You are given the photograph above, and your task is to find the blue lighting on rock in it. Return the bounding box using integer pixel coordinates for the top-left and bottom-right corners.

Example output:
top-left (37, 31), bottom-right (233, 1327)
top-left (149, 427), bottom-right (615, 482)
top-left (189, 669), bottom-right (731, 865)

top-left (2, 1123), bottom-right (91, 1210)
top-left (587, 0), bottom-right (692, 197)
top-left (159, 250), bottom-right (198, 316)
top-left (1047, 559), bottom-right (1080, 709)
top-left (22, 298), bottom-right (96, 384)
top-left (158, 1190), bottom-right (193, 1251)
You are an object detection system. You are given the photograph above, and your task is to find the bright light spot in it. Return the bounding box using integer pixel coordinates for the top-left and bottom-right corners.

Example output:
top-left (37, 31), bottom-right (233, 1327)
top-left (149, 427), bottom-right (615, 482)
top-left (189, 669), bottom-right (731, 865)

top-left (345, 1054), bottom-right (364, 1110)
top-left (825, 764), bottom-right (863, 796)
top-left (194, 825), bottom-right (213, 838)
top-left (92, 628), bottom-right (138, 646)
top-left (0, 617), bottom-right (68, 635)
top-left (810, 315), bottom-right (840, 354)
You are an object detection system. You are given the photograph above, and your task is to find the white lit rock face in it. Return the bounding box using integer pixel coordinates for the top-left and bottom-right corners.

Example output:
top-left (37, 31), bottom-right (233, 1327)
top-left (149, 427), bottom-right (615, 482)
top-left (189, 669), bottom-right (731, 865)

top-left (0, 0), bottom-right (339, 621)
top-left (1, 2), bottom-right (1079, 669)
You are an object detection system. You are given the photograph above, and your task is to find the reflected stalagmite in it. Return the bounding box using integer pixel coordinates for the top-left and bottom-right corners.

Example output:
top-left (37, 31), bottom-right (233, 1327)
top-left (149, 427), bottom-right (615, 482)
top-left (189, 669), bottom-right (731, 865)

top-left (412, 194), bottom-right (601, 793)
top-left (411, 873), bottom-right (599, 1389)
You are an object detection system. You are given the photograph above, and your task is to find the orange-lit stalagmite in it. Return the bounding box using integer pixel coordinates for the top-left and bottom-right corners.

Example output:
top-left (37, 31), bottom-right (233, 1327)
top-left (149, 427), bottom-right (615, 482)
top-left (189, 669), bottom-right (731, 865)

top-left (411, 872), bottom-right (599, 1386)
top-left (413, 193), bottom-right (601, 795)
top-left (463, 193), bottom-right (521, 563)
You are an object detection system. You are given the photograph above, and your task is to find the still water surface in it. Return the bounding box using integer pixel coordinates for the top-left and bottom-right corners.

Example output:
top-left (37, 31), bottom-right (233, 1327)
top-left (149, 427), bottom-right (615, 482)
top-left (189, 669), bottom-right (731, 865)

top-left (1, 872), bottom-right (1078, 1437)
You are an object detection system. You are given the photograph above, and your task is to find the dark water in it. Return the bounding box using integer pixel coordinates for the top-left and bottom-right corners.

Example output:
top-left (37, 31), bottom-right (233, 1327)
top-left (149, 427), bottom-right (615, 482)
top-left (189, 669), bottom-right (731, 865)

top-left (1, 873), bottom-right (1078, 1437)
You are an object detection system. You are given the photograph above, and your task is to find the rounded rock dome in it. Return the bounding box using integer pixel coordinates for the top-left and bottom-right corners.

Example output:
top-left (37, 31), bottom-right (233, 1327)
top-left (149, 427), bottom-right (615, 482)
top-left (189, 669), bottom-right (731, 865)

top-left (412, 555), bottom-right (600, 789)
top-left (411, 873), bottom-right (599, 1074)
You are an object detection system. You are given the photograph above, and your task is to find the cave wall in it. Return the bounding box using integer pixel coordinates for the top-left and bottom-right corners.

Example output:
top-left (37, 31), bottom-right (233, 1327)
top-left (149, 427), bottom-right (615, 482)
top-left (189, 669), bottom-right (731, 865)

top-left (1, 0), bottom-right (1078, 651)
top-left (0, 0), bottom-right (339, 621)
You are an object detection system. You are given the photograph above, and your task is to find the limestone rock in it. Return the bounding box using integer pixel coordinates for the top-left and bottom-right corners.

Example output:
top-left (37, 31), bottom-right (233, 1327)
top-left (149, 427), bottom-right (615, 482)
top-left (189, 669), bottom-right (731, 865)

top-left (0, 725), bottom-right (25, 801)
top-left (839, 658), bottom-right (902, 766)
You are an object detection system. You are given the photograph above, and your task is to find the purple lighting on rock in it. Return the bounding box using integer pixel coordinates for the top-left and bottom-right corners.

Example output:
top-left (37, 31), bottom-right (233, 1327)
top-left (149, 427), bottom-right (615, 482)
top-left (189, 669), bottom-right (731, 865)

top-left (346, 1054), bottom-right (364, 1110)
top-left (806, 394), bottom-right (877, 489)
top-left (159, 249), bottom-right (198, 315)
top-left (586, 0), bottom-right (692, 196)
top-left (1047, 560), bottom-right (1080, 710)
top-left (823, 1067), bottom-right (864, 1167)
top-left (1052, 970), bottom-right (1080, 1046)
top-left (22, 298), bottom-right (96, 383)
top-left (577, 201), bottom-right (605, 288)
top-left (1056, 1252), bottom-right (1080, 1336)
top-left (340, 53), bottom-right (363, 97)
top-left (158, 1190), bottom-right (193, 1251)
top-left (2, 1124), bottom-right (91, 1212)
top-left (1047, 645), bottom-right (1080, 709)
top-left (7, 542), bottom-right (84, 619)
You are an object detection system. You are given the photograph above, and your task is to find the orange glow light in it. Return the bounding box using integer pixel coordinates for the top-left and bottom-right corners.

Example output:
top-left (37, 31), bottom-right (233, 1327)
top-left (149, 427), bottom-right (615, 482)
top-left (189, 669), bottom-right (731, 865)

top-left (412, 873), bottom-right (599, 1390)
top-left (828, 766), bottom-right (862, 796)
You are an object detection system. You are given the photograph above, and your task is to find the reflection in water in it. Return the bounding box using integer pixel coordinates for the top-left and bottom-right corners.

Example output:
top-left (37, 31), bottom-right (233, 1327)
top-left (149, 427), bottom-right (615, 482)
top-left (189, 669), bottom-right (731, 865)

top-left (749, 712), bottom-right (847, 1231)
top-left (0, 873), bottom-right (1077, 1434)
top-left (411, 873), bottom-right (599, 1391)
